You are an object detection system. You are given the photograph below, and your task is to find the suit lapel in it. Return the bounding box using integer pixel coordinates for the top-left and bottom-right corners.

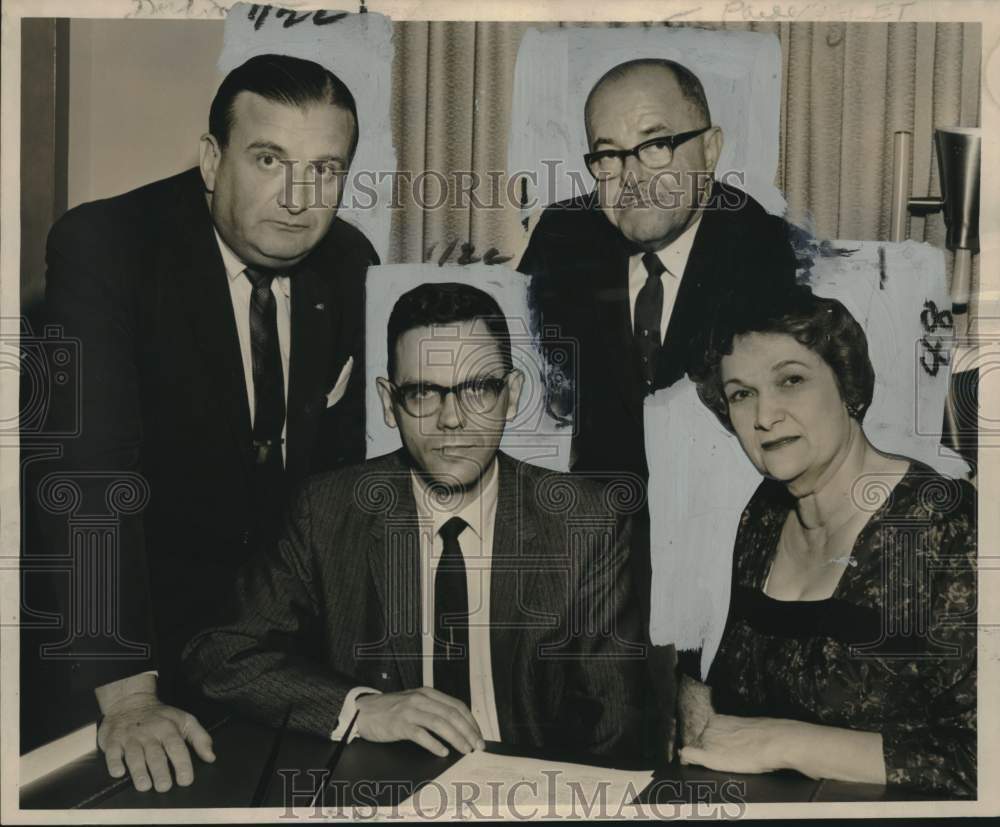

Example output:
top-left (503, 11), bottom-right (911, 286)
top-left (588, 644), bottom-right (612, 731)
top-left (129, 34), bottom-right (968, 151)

top-left (589, 210), bottom-right (643, 424)
top-left (366, 455), bottom-right (423, 690)
top-left (285, 261), bottom-right (333, 480)
top-left (657, 207), bottom-right (714, 388)
top-left (489, 455), bottom-right (538, 741)
top-left (166, 173), bottom-right (253, 475)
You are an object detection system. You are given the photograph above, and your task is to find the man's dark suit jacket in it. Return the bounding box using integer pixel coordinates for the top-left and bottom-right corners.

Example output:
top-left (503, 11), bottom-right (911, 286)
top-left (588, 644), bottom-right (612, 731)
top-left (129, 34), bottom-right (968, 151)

top-left (32, 167), bottom-right (378, 700)
top-left (183, 450), bottom-right (650, 759)
top-left (519, 182), bottom-right (798, 480)
top-left (518, 182), bottom-right (797, 689)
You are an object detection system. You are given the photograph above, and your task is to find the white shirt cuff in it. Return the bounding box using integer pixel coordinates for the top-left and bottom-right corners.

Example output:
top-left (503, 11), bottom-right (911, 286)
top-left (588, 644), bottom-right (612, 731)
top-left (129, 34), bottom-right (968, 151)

top-left (94, 671), bottom-right (160, 714)
top-left (330, 686), bottom-right (380, 742)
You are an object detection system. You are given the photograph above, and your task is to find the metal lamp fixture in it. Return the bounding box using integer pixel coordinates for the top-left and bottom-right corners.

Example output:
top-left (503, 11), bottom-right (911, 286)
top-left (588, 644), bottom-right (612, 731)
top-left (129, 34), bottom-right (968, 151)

top-left (890, 126), bottom-right (982, 314)
top-left (889, 126), bottom-right (981, 461)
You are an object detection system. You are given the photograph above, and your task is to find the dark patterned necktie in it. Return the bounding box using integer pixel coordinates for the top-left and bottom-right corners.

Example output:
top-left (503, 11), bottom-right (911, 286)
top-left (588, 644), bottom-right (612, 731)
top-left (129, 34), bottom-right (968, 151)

top-left (635, 252), bottom-right (666, 389)
top-left (244, 267), bottom-right (286, 467)
top-left (434, 516), bottom-right (471, 707)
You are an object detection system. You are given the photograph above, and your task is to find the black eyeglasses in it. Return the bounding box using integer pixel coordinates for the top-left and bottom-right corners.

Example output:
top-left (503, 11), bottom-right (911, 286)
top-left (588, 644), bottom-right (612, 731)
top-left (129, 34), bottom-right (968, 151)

top-left (584, 127), bottom-right (711, 180)
top-left (389, 371), bottom-right (513, 419)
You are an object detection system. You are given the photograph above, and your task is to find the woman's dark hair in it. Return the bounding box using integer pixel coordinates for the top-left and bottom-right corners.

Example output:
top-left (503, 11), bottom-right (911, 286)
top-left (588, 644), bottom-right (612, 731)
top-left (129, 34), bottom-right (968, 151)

top-left (209, 54), bottom-right (359, 155)
top-left (386, 282), bottom-right (513, 381)
top-left (692, 285), bottom-right (875, 433)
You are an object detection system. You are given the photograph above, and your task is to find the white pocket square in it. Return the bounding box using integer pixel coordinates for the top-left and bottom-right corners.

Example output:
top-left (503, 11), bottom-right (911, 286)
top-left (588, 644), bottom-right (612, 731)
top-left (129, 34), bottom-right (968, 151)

top-left (325, 356), bottom-right (354, 408)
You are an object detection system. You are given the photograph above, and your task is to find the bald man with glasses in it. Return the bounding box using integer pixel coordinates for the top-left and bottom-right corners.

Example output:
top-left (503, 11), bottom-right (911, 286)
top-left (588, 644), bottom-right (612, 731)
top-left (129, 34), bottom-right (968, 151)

top-left (519, 59), bottom-right (798, 652)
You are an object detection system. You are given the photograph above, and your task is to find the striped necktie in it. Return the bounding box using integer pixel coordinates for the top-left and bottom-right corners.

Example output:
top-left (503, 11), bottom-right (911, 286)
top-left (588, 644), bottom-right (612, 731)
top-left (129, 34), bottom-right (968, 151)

top-left (244, 267), bottom-right (286, 466)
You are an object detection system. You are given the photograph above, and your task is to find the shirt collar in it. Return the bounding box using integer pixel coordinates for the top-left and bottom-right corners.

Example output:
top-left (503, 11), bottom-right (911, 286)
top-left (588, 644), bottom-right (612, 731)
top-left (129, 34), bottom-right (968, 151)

top-left (213, 229), bottom-right (291, 298)
top-left (411, 458), bottom-right (500, 542)
top-left (632, 213), bottom-right (703, 278)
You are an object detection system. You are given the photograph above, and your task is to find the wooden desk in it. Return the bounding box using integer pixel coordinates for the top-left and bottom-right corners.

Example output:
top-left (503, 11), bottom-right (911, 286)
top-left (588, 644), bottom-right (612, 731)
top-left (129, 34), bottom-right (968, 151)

top-left (20, 717), bottom-right (932, 810)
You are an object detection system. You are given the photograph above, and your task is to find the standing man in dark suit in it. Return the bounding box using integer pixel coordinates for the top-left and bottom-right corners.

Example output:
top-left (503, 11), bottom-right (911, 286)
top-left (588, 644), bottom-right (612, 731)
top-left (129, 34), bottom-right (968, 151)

top-left (184, 283), bottom-right (647, 760)
top-left (519, 59), bottom-right (797, 642)
top-left (34, 54), bottom-right (377, 791)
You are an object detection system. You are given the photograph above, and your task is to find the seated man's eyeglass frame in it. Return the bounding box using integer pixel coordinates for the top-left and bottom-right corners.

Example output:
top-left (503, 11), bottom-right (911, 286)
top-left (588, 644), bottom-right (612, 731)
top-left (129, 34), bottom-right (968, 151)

top-left (388, 370), bottom-right (515, 419)
top-left (584, 127), bottom-right (711, 180)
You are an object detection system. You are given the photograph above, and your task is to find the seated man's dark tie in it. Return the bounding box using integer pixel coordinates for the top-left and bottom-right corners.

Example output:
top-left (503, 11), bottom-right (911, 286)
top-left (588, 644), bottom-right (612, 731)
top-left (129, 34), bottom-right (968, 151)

top-left (245, 267), bottom-right (286, 475)
top-left (634, 252), bottom-right (666, 390)
top-left (434, 516), bottom-right (471, 708)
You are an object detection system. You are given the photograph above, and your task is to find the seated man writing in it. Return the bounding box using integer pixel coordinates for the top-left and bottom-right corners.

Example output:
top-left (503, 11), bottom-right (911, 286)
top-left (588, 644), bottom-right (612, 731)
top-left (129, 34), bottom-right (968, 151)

top-left (184, 282), bottom-right (647, 758)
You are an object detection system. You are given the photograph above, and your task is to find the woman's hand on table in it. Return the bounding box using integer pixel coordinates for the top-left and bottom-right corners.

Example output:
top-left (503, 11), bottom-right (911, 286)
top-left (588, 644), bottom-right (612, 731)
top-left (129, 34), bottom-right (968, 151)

top-left (679, 713), bottom-right (887, 785)
top-left (678, 714), bottom-right (797, 775)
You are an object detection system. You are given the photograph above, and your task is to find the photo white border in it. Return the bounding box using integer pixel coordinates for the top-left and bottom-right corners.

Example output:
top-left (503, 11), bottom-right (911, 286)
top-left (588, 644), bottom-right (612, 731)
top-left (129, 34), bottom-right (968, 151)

top-left (2, 0), bottom-right (997, 821)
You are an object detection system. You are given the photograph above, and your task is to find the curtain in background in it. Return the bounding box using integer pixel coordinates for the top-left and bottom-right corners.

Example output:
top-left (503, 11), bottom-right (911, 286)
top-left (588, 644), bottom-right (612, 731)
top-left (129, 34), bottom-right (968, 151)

top-left (774, 22), bottom-right (981, 245)
top-left (388, 21), bottom-right (981, 294)
top-left (391, 21), bottom-right (531, 266)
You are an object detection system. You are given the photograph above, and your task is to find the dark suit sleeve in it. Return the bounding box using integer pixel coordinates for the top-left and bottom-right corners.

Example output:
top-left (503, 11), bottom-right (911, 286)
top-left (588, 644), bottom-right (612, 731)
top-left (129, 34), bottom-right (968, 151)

top-left (519, 212), bottom-right (550, 340)
top-left (564, 509), bottom-right (648, 758)
top-left (761, 211), bottom-right (799, 290)
top-left (519, 211), bottom-right (577, 426)
top-left (37, 206), bottom-right (158, 688)
top-left (182, 480), bottom-right (353, 738)
top-left (518, 215), bottom-right (547, 277)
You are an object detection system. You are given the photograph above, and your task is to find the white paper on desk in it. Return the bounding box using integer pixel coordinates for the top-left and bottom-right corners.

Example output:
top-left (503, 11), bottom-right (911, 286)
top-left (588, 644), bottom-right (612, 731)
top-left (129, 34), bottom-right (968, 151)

top-left (396, 752), bottom-right (653, 817)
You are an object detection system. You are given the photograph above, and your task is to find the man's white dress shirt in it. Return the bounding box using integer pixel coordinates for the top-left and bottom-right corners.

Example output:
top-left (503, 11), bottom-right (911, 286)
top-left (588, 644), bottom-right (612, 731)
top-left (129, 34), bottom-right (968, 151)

top-left (626, 214), bottom-right (702, 342)
top-left (214, 231), bottom-right (291, 461)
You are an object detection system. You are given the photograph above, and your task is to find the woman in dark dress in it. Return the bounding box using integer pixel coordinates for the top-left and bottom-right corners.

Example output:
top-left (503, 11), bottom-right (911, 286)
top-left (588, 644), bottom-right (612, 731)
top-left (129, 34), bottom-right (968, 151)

top-left (683, 286), bottom-right (976, 798)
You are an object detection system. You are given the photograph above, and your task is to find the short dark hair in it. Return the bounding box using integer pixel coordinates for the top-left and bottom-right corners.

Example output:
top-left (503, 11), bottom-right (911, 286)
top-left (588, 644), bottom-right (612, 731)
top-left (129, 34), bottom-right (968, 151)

top-left (585, 58), bottom-right (712, 133)
top-left (693, 285), bottom-right (875, 432)
top-left (208, 54), bottom-right (359, 154)
top-left (386, 283), bottom-right (513, 381)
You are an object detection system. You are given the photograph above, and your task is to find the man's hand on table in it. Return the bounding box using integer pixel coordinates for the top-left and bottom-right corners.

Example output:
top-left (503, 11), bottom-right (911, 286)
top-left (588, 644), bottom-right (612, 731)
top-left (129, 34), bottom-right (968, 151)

top-left (95, 674), bottom-right (215, 792)
top-left (356, 687), bottom-right (486, 758)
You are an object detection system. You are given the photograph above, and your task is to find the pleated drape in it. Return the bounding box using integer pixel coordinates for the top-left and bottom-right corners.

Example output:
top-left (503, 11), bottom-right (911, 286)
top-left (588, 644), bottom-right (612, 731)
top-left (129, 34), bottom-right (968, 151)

top-left (390, 21), bottom-right (530, 264)
top-left (772, 22), bottom-right (981, 246)
top-left (388, 20), bottom-right (980, 272)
